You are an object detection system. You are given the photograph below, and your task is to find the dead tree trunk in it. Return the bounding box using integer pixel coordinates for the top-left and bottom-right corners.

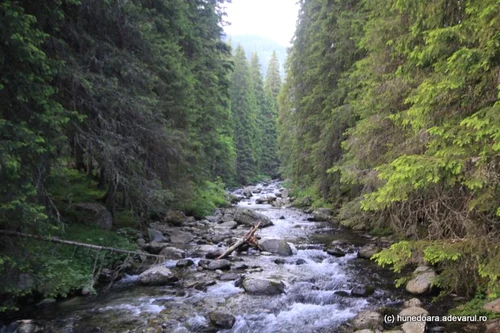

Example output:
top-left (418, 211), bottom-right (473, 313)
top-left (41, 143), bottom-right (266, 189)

top-left (217, 222), bottom-right (262, 259)
top-left (0, 230), bottom-right (162, 258)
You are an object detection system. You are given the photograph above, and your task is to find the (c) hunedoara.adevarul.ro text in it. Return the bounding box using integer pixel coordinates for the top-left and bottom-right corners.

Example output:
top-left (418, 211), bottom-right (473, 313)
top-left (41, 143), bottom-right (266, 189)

top-left (383, 314), bottom-right (488, 324)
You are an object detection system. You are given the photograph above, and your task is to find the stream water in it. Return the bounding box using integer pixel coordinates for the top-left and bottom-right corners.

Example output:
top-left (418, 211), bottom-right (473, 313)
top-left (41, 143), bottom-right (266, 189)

top-left (1, 182), bottom-right (405, 333)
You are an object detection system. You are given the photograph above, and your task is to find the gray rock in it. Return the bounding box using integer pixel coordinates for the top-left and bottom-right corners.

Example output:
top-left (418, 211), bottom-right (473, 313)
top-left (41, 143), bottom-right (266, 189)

top-left (176, 259), bottom-right (194, 268)
top-left (219, 273), bottom-right (241, 281)
top-left (484, 298), bottom-right (500, 313)
top-left (206, 232), bottom-right (233, 244)
top-left (159, 247), bottom-right (185, 259)
top-left (242, 187), bottom-right (254, 198)
top-left (147, 228), bottom-right (168, 243)
top-left (16, 320), bottom-right (44, 333)
top-left (205, 250), bottom-right (223, 259)
top-left (295, 258), bottom-right (307, 265)
top-left (168, 229), bottom-right (194, 244)
top-left (206, 215), bottom-right (220, 223)
top-left (402, 322), bottom-right (426, 333)
top-left (242, 278), bottom-right (285, 295)
top-left (234, 208), bottom-right (273, 228)
top-left (399, 306), bottom-right (428, 317)
top-left (399, 306), bottom-right (429, 333)
top-left (233, 263), bottom-right (248, 270)
top-left (312, 208), bottom-right (333, 221)
top-left (74, 203), bottom-right (112, 230)
top-left (209, 311), bottom-right (236, 329)
top-left (165, 210), bottom-right (185, 226)
top-left (406, 266), bottom-right (436, 295)
top-left (216, 221), bottom-right (238, 230)
top-left (353, 330), bottom-right (377, 333)
top-left (404, 298), bottom-right (422, 308)
top-left (138, 266), bottom-right (177, 285)
top-left (357, 244), bottom-right (382, 259)
top-left (36, 298), bottom-right (56, 307)
top-left (327, 247), bottom-right (346, 257)
top-left (207, 259), bottom-right (231, 271)
top-left (352, 311), bottom-right (383, 330)
top-left (259, 239), bottom-right (293, 256)
top-left (351, 285), bottom-right (375, 297)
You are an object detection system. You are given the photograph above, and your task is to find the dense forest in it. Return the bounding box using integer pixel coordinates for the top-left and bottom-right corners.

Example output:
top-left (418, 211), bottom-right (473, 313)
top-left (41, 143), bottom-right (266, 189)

top-left (2, 0), bottom-right (500, 321)
top-left (0, 0), bottom-right (280, 310)
top-left (227, 34), bottom-right (287, 77)
top-left (279, 0), bottom-right (500, 312)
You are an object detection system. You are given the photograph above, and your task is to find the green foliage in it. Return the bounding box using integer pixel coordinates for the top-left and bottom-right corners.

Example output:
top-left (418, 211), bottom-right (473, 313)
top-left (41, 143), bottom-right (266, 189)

top-left (450, 293), bottom-right (500, 319)
top-left (1, 0), bottom-right (243, 311)
top-left (0, 224), bottom-right (134, 311)
top-left (175, 179), bottom-right (229, 218)
top-left (48, 165), bottom-right (106, 206)
top-left (230, 45), bottom-right (260, 184)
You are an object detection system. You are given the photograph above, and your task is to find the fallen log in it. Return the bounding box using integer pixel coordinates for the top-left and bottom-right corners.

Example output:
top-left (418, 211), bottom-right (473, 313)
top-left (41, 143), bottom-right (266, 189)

top-left (0, 230), bottom-right (163, 258)
top-left (217, 222), bottom-right (262, 259)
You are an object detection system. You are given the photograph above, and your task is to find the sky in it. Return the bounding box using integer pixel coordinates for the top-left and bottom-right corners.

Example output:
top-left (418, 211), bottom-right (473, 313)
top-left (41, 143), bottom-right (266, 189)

top-left (223, 0), bottom-right (300, 46)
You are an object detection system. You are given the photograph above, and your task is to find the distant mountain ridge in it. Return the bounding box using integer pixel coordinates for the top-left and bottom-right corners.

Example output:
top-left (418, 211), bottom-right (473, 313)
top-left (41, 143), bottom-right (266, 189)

top-left (226, 34), bottom-right (287, 77)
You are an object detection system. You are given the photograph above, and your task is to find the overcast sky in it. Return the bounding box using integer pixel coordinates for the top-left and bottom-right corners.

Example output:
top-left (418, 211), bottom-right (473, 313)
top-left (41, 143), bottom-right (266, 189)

top-left (223, 0), bottom-right (300, 46)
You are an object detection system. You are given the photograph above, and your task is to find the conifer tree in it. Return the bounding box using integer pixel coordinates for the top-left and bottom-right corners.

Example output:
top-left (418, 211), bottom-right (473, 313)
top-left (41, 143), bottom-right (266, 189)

top-left (230, 46), bottom-right (259, 184)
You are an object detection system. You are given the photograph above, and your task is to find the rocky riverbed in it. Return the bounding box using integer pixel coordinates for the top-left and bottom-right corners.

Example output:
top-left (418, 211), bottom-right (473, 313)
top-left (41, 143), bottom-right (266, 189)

top-left (1, 181), bottom-right (494, 333)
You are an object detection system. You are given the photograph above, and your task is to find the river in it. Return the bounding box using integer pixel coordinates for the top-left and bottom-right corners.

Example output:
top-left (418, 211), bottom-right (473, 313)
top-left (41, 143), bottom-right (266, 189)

top-left (1, 181), bottom-right (405, 333)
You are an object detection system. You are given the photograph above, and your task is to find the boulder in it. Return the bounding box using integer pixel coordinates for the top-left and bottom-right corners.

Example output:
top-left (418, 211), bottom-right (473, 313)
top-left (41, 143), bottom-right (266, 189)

top-left (147, 228), bottom-right (168, 243)
top-left (404, 298), bottom-right (422, 308)
top-left (215, 221), bottom-right (238, 230)
top-left (138, 266), bottom-right (177, 286)
top-left (208, 311), bottom-right (236, 329)
top-left (327, 247), bottom-right (346, 257)
top-left (357, 244), bottom-right (382, 259)
top-left (242, 187), bottom-right (254, 198)
top-left (402, 322), bottom-right (426, 333)
top-left (351, 285), bottom-right (375, 297)
top-left (206, 232), bottom-right (233, 244)
top-left (312, 208), bottom-right (333, 221)
top-left (159, 247), bottom-right (185, 259)
top-left (205, 250), bottom-right (223, 259)
top-left (16, 320), bottom-right (44, 333)
top-left (242, 278), bottom-right (285, 295)
top-left (352, 311), bottom-right (383, 330)
top-left (176, 259), bottom-right (194, 268)
top-left (234, 208), bottom-right (273, 228)
top-left (295, 258), bottom-right (307, 265)
top-left (398, 306), bottom-right (428, 333)
top-left (255, 198), bottom-right (267, 204)
top-left (399, 306), bottom-right (429, 317)
top-left (485, 319), bottom-right (500, 333)
top-left (406, 266), bottom-right (436, 295)
top-left (165, 210), bottom-right (185, 226)
top-left (353, 330), bottom-right (377, 333)
top-left (207, 259), bottom-right (231, 271)
top-left (259, 239), bottom-right (293, 256)
top-left (168, 229), bottom-right (194, 244)
top-left (74, 203), bottom-right (112, 230)
top-left (484, 298), bottom-right (500, 313)
top-left (219, 273), bottom-right (241, 281)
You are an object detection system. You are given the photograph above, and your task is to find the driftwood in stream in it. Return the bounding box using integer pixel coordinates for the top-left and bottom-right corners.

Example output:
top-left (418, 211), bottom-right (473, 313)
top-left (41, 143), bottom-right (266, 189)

top-left (0, 230), bottom-right (163, 258)
top-left (217, 222), bottom-right (262, 259)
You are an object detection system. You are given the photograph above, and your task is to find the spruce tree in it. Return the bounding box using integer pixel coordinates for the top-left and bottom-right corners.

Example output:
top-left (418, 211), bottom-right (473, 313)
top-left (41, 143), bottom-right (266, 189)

top-left (230, 46), bottom-right (259, 184)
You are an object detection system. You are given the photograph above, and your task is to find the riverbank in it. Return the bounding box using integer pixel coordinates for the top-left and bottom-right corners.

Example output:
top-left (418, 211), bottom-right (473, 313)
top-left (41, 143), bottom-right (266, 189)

top-left (1, 181), bottom-right (496, 332)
